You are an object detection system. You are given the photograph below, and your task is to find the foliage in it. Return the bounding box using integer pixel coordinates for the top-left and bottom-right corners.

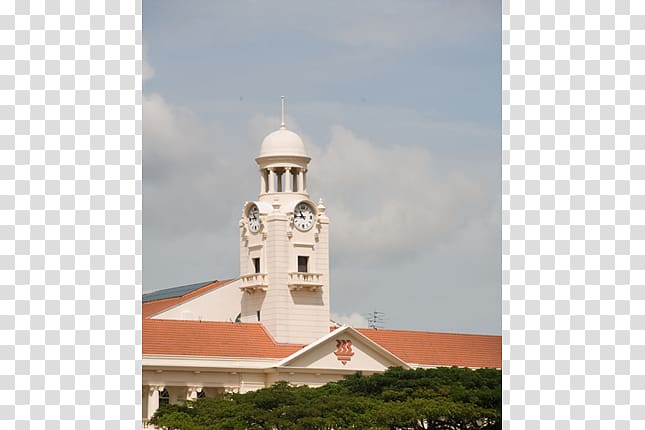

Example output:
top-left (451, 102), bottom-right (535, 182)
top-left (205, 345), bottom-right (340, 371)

top-left (149, 366), bottom-right (501, 430)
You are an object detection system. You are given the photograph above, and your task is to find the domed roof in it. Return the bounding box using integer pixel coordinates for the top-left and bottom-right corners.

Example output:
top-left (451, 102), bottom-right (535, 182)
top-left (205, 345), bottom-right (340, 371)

top-left (258, 127), bottom-right (308, 158)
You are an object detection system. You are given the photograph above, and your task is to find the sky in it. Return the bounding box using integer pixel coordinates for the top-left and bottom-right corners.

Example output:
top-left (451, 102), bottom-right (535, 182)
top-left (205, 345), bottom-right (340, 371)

top-left (143, 0), bottom-right (501, 335)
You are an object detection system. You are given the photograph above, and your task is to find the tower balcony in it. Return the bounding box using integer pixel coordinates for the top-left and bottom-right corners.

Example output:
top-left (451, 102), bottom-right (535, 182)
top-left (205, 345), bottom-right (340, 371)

top-left (239, 273), bottom-right (268, 294)
top-left (288, 272), bottom-right (323, 292)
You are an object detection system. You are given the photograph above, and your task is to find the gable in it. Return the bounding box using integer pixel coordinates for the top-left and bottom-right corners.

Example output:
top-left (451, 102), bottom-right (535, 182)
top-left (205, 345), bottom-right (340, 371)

top-left (148, 279), bottom-right (243, 322)
top-left (143, 279), bottom-right (236, 319)
top-left (278, 327), bottom-right (409, 372)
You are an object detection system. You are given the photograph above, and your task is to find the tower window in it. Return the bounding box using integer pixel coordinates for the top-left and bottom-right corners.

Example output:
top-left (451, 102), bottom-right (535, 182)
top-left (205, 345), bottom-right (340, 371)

top-left (298, 256), bottom-right (309, 273)
top-left (253, 257), bottom-right (261, 273)
top-left (256, 310), bottom-right (261, 321)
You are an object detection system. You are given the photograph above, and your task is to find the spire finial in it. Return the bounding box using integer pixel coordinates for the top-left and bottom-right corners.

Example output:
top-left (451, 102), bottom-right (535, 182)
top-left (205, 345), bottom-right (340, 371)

top-left (280, 96), bottom-right (286, 129)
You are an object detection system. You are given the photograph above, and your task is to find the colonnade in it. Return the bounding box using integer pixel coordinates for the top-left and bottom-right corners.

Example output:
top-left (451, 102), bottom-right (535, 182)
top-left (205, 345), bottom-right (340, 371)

top-left (260, 167), bottom-right (307, 194)
top-left (144, 385), bottom-right (230, 422)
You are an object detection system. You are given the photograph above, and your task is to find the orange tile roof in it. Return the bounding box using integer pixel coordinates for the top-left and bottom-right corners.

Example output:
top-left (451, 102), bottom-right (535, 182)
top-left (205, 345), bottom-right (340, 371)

top-left (142, 279), bottom-right (235, 319)
top-left (142, 279), bottom-right (500, 368)
top-left (358, 328), bottom-right (501, 369)
top-left (143, 319), bottom-right (305, 359)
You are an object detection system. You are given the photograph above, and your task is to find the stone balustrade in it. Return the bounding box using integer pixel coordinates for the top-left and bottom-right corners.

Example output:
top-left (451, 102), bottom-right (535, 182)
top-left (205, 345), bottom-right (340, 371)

top-left (288, 272), bottom-right (323, 291)
top-left (239, 273), bottom-right (268, 293)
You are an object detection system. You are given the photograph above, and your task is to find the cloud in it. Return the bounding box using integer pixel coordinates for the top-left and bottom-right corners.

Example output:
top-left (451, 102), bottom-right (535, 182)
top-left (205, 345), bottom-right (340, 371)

top-left (143, 93), bottom-right (212, 179)
top-left (307, 126), bottom-right (493, 264)
top-left (142, 92), bottom-right (256, 239)
top-left (143, 94), bottom-right (497, 278)
top-left (143, 45), bottom-right (155, 82)
top-left (331, 312), bottom-right (368, 328)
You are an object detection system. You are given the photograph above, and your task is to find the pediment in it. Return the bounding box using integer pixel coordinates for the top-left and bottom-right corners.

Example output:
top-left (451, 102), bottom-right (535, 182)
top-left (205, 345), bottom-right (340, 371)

top-left (151, 279), bottom-right (243, 322)
top-left (277, 326), bottom-right (409, 372)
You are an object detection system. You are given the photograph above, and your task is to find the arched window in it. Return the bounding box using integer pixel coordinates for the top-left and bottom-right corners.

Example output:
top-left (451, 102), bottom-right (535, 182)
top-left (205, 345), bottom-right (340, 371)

top-left (197, 390), bottom-right (206, 399)
top-left (159, 388), bottom-right (169, 406)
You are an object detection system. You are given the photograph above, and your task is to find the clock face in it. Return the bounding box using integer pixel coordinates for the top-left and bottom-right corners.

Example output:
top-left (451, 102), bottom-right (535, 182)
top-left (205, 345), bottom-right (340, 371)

top-left (247, 205), bottom-right (261, 232)
top-left (294, 202), bottom-right (315, 231)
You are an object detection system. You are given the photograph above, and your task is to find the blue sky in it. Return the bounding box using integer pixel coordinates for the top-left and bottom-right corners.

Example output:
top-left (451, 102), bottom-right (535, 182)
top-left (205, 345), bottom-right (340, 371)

top-left (143, 0), bottom-right (501, 334)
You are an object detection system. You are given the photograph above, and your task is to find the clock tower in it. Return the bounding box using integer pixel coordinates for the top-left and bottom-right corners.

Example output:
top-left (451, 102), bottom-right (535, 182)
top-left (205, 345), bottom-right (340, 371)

top-left (238, 98), bottom-right (330, 344)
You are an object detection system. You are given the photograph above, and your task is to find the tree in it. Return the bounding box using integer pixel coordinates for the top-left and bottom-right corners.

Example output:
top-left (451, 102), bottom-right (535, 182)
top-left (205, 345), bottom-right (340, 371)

top-left (148, 367), bottom-right (501, 430)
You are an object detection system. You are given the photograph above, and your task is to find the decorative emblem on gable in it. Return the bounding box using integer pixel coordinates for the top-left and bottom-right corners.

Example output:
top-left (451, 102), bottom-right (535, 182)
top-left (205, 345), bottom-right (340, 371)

top-left (334, 339), bottom-right (354, 365)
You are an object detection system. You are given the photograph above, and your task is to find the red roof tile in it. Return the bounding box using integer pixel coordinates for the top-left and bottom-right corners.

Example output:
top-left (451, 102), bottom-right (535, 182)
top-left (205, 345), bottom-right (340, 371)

top-left (143, 319), bottom-right (305, 359)
top-left (142, 279), bottom-right (235, 319)
top-left (358, 328), bottom-right (501, 369)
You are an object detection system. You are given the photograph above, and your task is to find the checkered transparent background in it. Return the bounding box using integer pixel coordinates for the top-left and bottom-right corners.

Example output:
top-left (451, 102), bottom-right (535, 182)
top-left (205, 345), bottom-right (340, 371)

top-left (503, 0), bottom-right (645, 428)
top-left (1, 0), bottom-right (645, 427)
top-left (0, 0), bottom-right (141, 428)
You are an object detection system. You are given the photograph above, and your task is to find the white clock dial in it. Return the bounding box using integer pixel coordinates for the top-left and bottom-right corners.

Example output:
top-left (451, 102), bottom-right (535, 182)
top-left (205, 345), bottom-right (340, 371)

top-left (247, 205), bottom-right (261, 232)
top-left (293, 202), bottom-right (315, 231)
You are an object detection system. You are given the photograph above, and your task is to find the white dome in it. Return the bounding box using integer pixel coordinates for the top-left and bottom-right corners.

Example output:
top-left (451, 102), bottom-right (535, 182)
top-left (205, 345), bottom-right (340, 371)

top-left (259, 128), bottom-right (308, 158)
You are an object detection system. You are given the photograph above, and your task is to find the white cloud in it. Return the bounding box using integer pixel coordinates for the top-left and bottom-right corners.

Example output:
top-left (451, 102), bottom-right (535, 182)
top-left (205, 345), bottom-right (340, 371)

top-left (143, 95), bottom-right (496, 272)
top-left (142, 92), bottom-right (254, 238)
top-left (143, 45), bottom-right (155, 82)
top-left (307, 125), bottom-right (493, 264)
top-left (144, 94), bottom-right (203, 158)
top-left (331, 312), bottom-right (368, 328)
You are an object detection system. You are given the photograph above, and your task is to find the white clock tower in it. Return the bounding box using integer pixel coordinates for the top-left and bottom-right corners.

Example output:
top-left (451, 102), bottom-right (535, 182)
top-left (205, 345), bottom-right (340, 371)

top-left (238, 98), bottom-right (330, 344)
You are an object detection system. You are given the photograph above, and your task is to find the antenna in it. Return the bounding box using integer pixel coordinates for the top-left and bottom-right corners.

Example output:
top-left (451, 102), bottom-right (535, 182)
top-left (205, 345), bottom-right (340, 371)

top-left (366, 311), bottom-right (386, 330)
top-left (280, 96), bottom-right (286, 129)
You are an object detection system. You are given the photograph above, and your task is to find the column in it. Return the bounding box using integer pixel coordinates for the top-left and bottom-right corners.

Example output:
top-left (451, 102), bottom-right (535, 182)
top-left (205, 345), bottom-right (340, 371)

top-left (303, 169), bottom-right (307, 193)
top-left (260, 169), bottom-right (267, 194)
top-left (147, 386), bottom-right (162, 420)
top-left (268, 168), bottom-right (275, 193)
top-left (284, 167), bottom-right (292, 192)
top-left (187, 386), bottom-right (202, 401)
top-left (297, 169), bottom-right (304, 193)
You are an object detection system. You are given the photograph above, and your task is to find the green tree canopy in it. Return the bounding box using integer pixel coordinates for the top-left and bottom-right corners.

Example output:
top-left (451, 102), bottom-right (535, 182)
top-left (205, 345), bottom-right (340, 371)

top-left (149, 366), bottom-right (501, 430)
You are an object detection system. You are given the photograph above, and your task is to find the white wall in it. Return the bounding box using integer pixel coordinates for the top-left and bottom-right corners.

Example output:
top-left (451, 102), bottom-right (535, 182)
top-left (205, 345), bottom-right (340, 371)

top-left (152, 279), bottom-right (243, 322)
